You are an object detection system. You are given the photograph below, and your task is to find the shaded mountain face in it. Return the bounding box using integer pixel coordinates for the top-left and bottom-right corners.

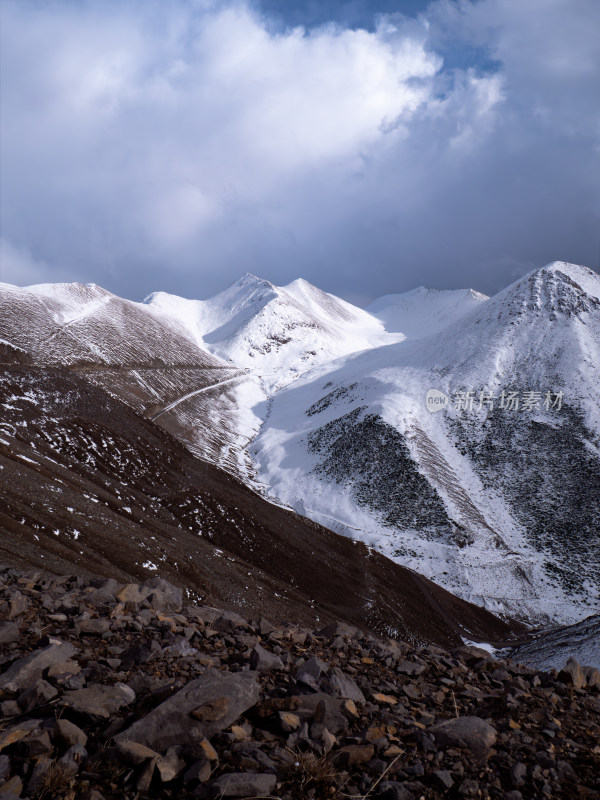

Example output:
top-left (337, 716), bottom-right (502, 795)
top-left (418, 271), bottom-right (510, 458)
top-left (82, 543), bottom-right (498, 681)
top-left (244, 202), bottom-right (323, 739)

top-left (0, 364), bottom-right (521, 648)
top-left (509, 614), bottom-right (600, 672)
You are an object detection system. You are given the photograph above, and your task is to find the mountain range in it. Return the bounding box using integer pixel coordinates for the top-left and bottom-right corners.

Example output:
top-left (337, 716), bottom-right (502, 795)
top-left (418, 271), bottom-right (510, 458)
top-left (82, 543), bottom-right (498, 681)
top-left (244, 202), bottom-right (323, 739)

top-left (1, 260), bottom-right (599, 654)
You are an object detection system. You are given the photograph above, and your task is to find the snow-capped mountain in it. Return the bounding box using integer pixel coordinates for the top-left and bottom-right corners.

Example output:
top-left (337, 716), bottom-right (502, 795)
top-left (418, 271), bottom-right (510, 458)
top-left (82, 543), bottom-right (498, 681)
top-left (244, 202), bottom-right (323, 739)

top-left (144, 273), bottom-right (402, 392)
top-left (366, 285), bottom-right (488, 338)
top-left (0, 281), bottom-right (264, 477)
top-left (251, 262), bottom-right (600, 625)
top-left (2, 262), bottom-right (598, 632)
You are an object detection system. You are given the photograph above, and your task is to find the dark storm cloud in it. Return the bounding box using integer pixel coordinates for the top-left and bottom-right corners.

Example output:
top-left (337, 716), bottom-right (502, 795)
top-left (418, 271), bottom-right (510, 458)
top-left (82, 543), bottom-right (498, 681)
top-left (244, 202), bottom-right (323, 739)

top-left (0, 0), bottom-right (598, 302)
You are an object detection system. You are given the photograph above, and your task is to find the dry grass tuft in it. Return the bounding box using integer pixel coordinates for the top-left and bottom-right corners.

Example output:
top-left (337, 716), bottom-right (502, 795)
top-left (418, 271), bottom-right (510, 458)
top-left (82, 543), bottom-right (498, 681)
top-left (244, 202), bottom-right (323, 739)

top-left (34, 761), bottom-right (75, 800)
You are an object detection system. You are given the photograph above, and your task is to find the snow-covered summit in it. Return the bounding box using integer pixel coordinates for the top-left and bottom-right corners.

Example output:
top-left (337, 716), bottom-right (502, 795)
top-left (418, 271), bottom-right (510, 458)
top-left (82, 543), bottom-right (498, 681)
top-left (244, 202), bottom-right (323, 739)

top-left (367, 286), bottom-right (488, 338)
top-left (143, 274), bottom-right (402, 392)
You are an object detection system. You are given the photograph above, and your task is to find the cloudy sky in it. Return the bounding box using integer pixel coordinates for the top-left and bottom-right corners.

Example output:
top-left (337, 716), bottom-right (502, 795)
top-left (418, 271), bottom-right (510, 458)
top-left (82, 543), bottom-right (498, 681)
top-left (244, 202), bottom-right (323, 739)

top-left (1, 0), bottom-right (599, 304)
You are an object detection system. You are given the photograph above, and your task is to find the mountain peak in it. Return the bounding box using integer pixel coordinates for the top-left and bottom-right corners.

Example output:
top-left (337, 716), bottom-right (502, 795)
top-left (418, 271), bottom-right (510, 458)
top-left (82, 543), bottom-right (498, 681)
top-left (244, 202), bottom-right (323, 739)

top-left (236, 272), bottom-right (274, 290)
top-left (495, 261), bottom-right (600, 319)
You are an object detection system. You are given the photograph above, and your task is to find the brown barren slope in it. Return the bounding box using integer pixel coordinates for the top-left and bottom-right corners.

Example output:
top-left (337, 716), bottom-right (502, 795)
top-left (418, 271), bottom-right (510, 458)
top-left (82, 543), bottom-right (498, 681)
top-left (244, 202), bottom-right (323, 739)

top-left (0, 365), bottom-right (524, 647)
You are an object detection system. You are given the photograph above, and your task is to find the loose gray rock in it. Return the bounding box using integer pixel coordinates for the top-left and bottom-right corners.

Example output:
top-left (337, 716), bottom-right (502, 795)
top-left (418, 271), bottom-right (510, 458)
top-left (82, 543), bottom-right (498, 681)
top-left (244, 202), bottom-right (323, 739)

top-left (54, 719), bottom-right (88, 749)
top-left (583, 665), bottom-right (600, 689)
top-left (209, 772), bottom-right (277, 798)
top-left (0, 640), bottom-right (77, 693)
top-left (429, 716), bottom-right (497, 761)
top-left (0, 776), bottom-right (23, 798)
top-left (397, 660), bottom-right (427, 677)
top-left (17, 679), bottom-right (57, 713)
top-left (319, 621), bottom-right (359, 639)
top-left (327, 667), bottom-right (366, 703)
top-left (376, 782), bottom-right (415, 800)
top-left (58, 743), bottom-right (88, 773)
top-left (249, 643), bottom-right (284, 672)
top-left (510, 762), bottom-right (527, 787)
top-left (0, 623), bottom-right (19, 645)
top-left (292, 693), bottom-right (348, 735)
top-left (432, 769), bottom-right (453, 790)
top-left (156, 746), bottom-right (185, 782)
top-left (114, 669), bottom-right (259, 753)
top-left (77, 618), bottom-right (111, 635)
top-left (60, 683), bottom-right (136, 719)
top-left (115, 740), bottom-right (160, 765)
top-left (558, 658), bottom-right (587, 689)
top-left (296, 655), bottom-right (329, 687)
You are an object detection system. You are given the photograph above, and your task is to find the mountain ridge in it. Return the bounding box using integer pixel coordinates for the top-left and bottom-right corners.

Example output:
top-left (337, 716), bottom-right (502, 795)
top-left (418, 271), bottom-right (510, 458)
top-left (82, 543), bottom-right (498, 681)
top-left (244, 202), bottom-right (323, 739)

top-left (2, 262), bottom-right (599, 633)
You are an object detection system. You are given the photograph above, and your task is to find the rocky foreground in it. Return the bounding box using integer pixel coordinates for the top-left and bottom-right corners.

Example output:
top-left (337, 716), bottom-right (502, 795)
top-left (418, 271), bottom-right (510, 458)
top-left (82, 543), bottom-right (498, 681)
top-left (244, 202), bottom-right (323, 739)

top-left (0, 567), bottom-right (599, 800)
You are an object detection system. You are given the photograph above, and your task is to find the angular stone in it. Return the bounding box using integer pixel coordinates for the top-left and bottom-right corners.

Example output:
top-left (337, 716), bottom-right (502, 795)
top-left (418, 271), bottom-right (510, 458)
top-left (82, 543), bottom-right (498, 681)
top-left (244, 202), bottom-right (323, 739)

top-left (197, 739), bottom-right (218, 762)
top-left (343, 699), bottom-right (360, 718)
top-left (184, 759), bottom-right (212, 785)
top-left (47, 660), bottom-right (81, 679)
top-left (312, 694), bottom-right (348, 735)
top-left (433, 769), bottom-right (453, 790)
top-left (18, 730), bottom-right (51, 758)
top-left (115, 740), bottom-right (160, 765)
top-left (333, 744), bottom-right (374, 768)
top-left (214, 610), bottom-right (249, 632)
top-left (279, 711), bottom-right (300, 732)
top-left (0, 776), bottom-right (22, 797)
top-left (429, 716), bottom-right (497, 761)
top-left (0, 640), bottom-right (77, 692)
top-left (296, 655), bottom-right (329, 687)
top-left (377, 782), bottom-right (415, 800)
top-left (26, 755), bottom-right (52, 795)
top-left (397, 660), bottom-right (427, 677)
top-left (77, 619), bottom-right (111, 635)
top-left (249, 643), bottom-right (284, 672)
top-left (136, 758), bottom-right (157, 792)
top-left (319, 621), bottom-right (359, 639)
top-left (156, 746), bottom-right (185, 782)
top-left (452, 645), bottom-right (493, 664)
top-left (58, 743), bottom-right (88, 772)
top-left (322, 728), bottom-right (336, 753)
top-left (558, 658), bottom-right (586, 689)
top-left (5, 593), bottom-right (29, 620)
top-left (230, 725), bottom-right (248, 741)
top-left (328, 667), bottom-right (366, 703)
top-left (403, 684), bottom-right (420, 700)
top-left (373, 692), bottom-right (398, 706)
top-left (583, 666), bottom-right (600, 690)
top-left (0, 721), bottom-right (40, 753)
top-left (54, 719), bottom-right (88, 749)
top-left (116, 584), bottom-right (149, 604)
top-left (0, 623), bottom-right (19, 645)
top-left (87, 587), bottom-right (117, 606)
top-left (209, 772), bottom-right (277, 798)
top-left (60, 682), bottom-right (136, 719)
top-left (114, 669), bottom-right (259, 753)
top-left (17, 679), bottom-right (57, 712)
top-left (144, 577), bottom-right (183, 611)
top-left (0, 707), bottom-right (19, 725)
top-left (0, 756), bottom-right (9, 783)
